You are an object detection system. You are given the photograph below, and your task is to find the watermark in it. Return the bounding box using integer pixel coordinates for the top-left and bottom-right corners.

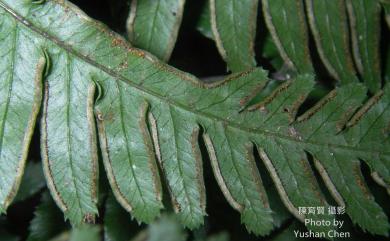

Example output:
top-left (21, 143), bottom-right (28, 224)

top-left (294, 206), bottom-right (351, 239)
top-left (298, 206), bottom-right (345, 215)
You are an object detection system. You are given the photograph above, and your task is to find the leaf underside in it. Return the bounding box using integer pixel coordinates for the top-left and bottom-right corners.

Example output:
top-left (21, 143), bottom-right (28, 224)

top-left (210, 0), bottom-right (258, 72)
top-left (346, 0), bottom-right (381, 93)
top-left (127, 0), bottom-right (185, 62)
top-left (27, 191), bottom-right (67, 241)
top-left (305, 0), bottom-right (358, 84)
top-left (262, 0), bottom-right (313, 74)
top-left (0, 0), bottom-right (389, 238)
top-left (197, 0), bottom-right (383, 89)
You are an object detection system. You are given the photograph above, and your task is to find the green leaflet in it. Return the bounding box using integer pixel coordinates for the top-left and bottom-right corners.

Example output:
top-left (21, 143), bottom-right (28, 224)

top-left (204, 125), bottom-right (274, 234)
top-left (27, 192), bottom-right (67, 241)
top-left (148, 103), bottom-right (206, 228)
top-left (346, 0), bottom-right (382, 93)
top-left (296, 84), bottom-right (390, 234)
top-left (306, 0), bottom-right (358, 84)
top-left (104, 193), bottom-right (134, 241)
top-left (250, 76), bottom-right (335, 234)
top-left (210, 0), bottom-right (258, 72)
top-left (262, 0), bottom-right (313, 74)
top-left (345, 86), bottom-right (390, 190)
top-left (196, 0), bottom-right (213, 40)
top-left (14, 161), bottom-right (46, 202)
top-left (41, 53), bottom-right (99, 225)
top-left (69, 225), bottom-right (101, 241)
top-left (148, 215), bottom-right (187, 241)
top-left (46, 224), bottom-right (101, 241)
top-left (0, 0), bottom-right (389, 237)
top-left (96, 81), bottom-right (163, 224)
top-left (261, 34), bottom-right (284, 70)
top-left (127, 0), bottom-right (185, 61)
top-left (0, 14), bottom-right (46, 213)
top-left (258, 160), bottom-right (291, 229)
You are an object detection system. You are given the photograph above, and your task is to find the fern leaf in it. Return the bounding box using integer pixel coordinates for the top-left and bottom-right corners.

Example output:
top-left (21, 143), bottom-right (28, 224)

top-left (96, 81), bottom-right (164, 224)
top-left (196, 0), bottom-right (213, 40)
top-left (345, 86), bottom-right (390, 189)
top-left (69, 225), bottom-right (101, 241)
top-left (104, 193), bottom-right (134, 241)
top-left (127, 0), bottom-right (185, 61)
top-left (296, 84), bottom-right (390, 234)
top-left (305, 0), bottom-right (358, 84)
top-left (148, 103), bottom-right (206, 227)
top-left (0, 0), bottom-right (389, 237)
top-left (0, 14), bottom-right (46, 213)
top-left (41, 54), bottom-right (99, 224)
top-left (262, 0), bottom-right (313, 74)
top-left (261, 35), bottom-right (284, 70)
top-left (27, 192), bottom-right (67, 241)
top-left (14, 161), bottom-right (45, 202)
top-left (346, 0), bottom-right (382, 93)
top-left (148, 215), bottom-right (187, 241)
top-left (210, 0), bottom-right (258, 72)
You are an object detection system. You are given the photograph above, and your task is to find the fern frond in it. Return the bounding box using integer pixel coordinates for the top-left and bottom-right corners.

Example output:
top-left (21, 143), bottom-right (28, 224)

top-left (305, 0), bottom-right (358, 84)
top-left (346, 0), bottom-right (382, 93)
top-left (262, 0), bottom-right (313, 74)
top-left (126, 0), bottom-right (185, 61)
top-left (0, 0), bottom-right (389, 237)
top-left (209, 0), bottom-right (258, 72)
